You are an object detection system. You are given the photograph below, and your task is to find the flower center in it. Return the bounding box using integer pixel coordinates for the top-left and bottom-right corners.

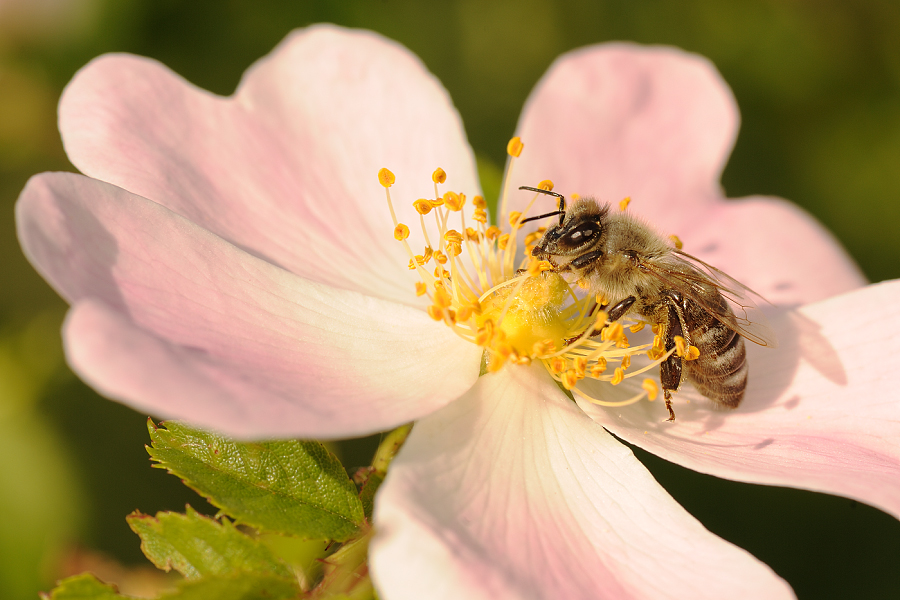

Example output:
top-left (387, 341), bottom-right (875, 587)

top-left (378, 138), bottom-right (672, 410)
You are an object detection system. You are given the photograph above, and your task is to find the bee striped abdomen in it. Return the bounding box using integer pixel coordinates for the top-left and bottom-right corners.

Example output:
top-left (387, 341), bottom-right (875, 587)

top-left (685, 303), bottom-right (748, 408)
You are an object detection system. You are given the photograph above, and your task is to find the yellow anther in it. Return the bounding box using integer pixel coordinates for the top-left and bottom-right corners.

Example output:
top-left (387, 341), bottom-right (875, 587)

top-left (611, 367), bottom-right (625, 385)
top-left (427, 305), bottom-right (444, 321)
top-left (507, 136), bottom-right (524, 157)
top-left (577, 279), bottom-right (591, 290)
top-left (589, 357), bottom-right (608, 377)
top-left (432, 167), bottom-right (447, 184)
top-left (433, 286), bottom-right (452, 309)
top-left (456, 305), bottom-right (474, 322)
top-left (498, 234), bottom-right (510, 250)
top-left (485, 226), bottom-right (501, 240)
top-left (526, 260), bottom-right (552, 277)
top-left (423, 247), bottom-right (433, 262)
top-left (430, 196), bottom-right (444, 207)
top-left (415, 282), bottom-right (427, 297)
top-left (393, 223), bottom-right (410, 241)
top-left (685, 345), bottom-right (700, 361)
top-left (473, 208), bottom-right (488, 224)
top-left (532, 339), bottom-right (556, 356)
top-left (524, 231), bottom-right (543, 246)
top-left (475, 321), bottom-right (494, 346)
top-left (414, 199), bottom-right (433, 215)
top-left (413, 254), bottom-right (426, 266)
top-left (508, 211), bottom-right (523, 228)
top-left (466, 227), bottom-right (480, 241)
top-left (630, 322), bottom-right (645, 333)
top-left (619, 196), bottom-right (631, 211)
top-left (594, 310), bottom-right (609, 329)
top-left (446, 242), bottom-right (462, 257)
top-left (621, 355), bottom-right (631, 370)
top-left (595, 292), bottom-right (609, 306)
top-left (674, 335), bottom-right (688, 357)
top-left (473, 195), bottom-right (486, 209)
top-left (616, 335), bottom-right (630, 349)
top-left (378, 168), bottom-right (395, 188)
top-left (561, 369), bottom-right (579, 390)
top-left (550, 357), bottom-right (567, 374)
top-left (602, 322), bottom-right (625, 342)
top-left (647, 346), bottom-right (665, 361)
top-left (434, 266), bottom-right (450, 278)
top-left (651, 323), bottom-right (661, 334)
top-left (445, 308), bottom-right (457, 324)
top-left (407, 259), bottom-right (416, 270)
top-left (443, 191), bottom-right (464, 211)
top-left (538, 179), bottom-right (554, 191)
top-left (574, 356), bottom-right (587, 377)
top-left (443, 229), bottom-right (463, 244)
top-left (642, 379), bottom-right (659, 401)
top-left (433, 250), bottom-right (448, 265)
top-left (570, 193), bottom-right (580, 201)
top-left (669, 234), bottom-right (683, 250)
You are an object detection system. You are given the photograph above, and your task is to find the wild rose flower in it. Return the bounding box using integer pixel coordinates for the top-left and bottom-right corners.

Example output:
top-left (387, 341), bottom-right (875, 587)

top-left (16, 24), bottom-right (900, 600)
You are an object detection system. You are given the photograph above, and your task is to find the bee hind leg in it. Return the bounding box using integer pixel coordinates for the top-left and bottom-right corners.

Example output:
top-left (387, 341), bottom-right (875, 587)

top-left (662, 390), bottom-right (677, 422)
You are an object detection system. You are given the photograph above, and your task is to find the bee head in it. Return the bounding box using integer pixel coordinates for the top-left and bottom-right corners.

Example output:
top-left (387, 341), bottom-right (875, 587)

top-left (523, 192), bottom-right (608, 267)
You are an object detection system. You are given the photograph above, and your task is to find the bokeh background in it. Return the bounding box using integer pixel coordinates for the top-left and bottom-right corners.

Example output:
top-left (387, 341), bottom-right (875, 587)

top-left (1, 1), bottom-right (899, 598)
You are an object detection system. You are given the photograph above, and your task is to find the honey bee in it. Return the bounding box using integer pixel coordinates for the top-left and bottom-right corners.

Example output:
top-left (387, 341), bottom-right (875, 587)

top-left (520, 186), bottom-right (777, 421)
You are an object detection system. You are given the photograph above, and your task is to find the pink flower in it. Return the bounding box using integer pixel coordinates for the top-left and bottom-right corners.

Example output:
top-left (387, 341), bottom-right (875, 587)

top-left (16, 24), bottom-right (900, 600)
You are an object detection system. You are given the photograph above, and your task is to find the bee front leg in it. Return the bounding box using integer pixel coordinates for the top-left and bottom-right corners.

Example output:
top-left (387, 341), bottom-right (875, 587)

top-left (659, 302), bottom-right (685, 422)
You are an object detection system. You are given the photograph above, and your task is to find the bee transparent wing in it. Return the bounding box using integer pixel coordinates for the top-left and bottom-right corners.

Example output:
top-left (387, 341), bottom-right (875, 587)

top-left (643, 249), bottom-right (778, 348)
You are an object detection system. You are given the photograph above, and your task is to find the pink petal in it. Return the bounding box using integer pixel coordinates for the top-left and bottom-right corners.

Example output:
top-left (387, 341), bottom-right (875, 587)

top-left (17, 172), bottom-right (480, 438)
top-left (59, 24), bottom-right (479, 306)
top-left (510, 43), bottom-right (863, 304)
top-left (579, 280), bottom-right (900, 520)
top-left (371, 364), bottom-right (793, 600)
top-left (511, 43), bottom-right (737, 230)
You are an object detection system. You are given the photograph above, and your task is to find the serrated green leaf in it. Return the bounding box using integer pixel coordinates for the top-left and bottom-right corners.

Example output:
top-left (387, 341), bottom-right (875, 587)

top-left (127, 507), bottom-right (292, 580)
top-left (159, 573), bottom-right (298, 600)
top-left (147, 421), bottom-right (364, 541)
top-left (41, 573), bottom-right (128, 600)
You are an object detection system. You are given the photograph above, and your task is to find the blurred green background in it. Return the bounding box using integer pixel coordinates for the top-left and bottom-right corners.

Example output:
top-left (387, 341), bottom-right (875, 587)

top-left (1, 1), bottom-right (898, 598)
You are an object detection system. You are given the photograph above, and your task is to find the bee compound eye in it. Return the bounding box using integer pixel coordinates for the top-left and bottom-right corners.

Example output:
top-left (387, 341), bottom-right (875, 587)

top-left (562, 221), bottom-right (598, 247)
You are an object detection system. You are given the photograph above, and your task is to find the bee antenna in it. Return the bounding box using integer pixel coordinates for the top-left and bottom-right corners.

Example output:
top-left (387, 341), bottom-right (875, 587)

top-left (518, 186), bottom-right (567, 226)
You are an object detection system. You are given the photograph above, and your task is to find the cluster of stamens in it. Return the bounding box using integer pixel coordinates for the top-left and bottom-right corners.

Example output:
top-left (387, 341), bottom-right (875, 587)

top-left (378, 137), bottom-right (683, 410)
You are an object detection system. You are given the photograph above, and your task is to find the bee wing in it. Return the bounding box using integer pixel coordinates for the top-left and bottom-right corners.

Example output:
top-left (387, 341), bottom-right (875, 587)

top-left (642, 249), bottom-right (778, 348)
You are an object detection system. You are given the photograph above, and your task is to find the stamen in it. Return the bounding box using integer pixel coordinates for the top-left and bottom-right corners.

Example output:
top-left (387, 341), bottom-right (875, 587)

top-left (394, 224), bottom-right (410, 240)
top-left (668, 234), bottom-right (683, 250)
top-left (619, 196), bottom-right (631, 211)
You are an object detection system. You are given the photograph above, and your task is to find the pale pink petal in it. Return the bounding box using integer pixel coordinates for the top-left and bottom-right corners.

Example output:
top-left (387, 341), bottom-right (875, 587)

top-left (510, 43), bottom-right (863, 304)
top-left (17, 172), bottom-right (480, 438)
top-left (371, 364), bottom-right (793, 600)
top-left (59, 24), bottom-right (479, 306)
top-left (578, 280), bottom-right (900, 519)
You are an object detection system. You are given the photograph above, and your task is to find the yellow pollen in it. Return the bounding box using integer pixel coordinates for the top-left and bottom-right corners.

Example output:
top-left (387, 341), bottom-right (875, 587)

top-left (674, 335), bottom-right (688, 357)
top-left (507, 136), bottom-right (524, 157)
top-left (427, 305), bottom-right (444, 321)
top-left (532, 339), bottom-right (556, 356)
top-left (413, 199), bottom-right (433, 215)
top-left (651, 323), bottom-right (661, 334)
top-left (686, 345), bottom-right (700, 361)
top-left (619, 196), bottom-right (631, 211)
top-left (444, 191), bottom-right (465, 211)
top-left (393, 223), bottom-right (410, 240)
top-left (642, 379), bottom-right (659, 400)
top-left (574, 356), bottom-right (588, 377)
top-left (466, 227), bottom-right (479, 241)
top-left (433, 250), bottom-right (447, 265)
top-left (630, 322), bottom-right (645, 333)
top-left (526, 259), bottom-right (552, 277)
top-left (415, 282), bottom-right (427, 296)
top-left (498, 234), bottom-right (510, 250)
top-left (550, 357), bottom-right (567, 374)
top-left (611, 367), bottom-right (625, 385)
top-left (473, 195), bottom-right (486, 209)
top-left (378, 168), bottom-right (395, 188)
top-left (446, 242), bottom-right (462, 257)
top-left (432, 167), bottom-right (447, 184)
top-left (475, 320), bottom-right (494, 347)
top-left (473, 208), bottom-right (488, 224)
top-left (621, 355), bottom-right (631, 370)
top-left (594, 310), bottom-right (609, 330)
top-left (561, 369), bottom-right (579, 390)
top-left (485, 226), bottom-right (501, 240)
top-left (590, 358), bottom-right (608, 377)
top-left (616, 334), bottom-right (630, 349)
top-left (434, 266), bottom-right (450, 278)
top-left (430, 196), bottom-right (444, 207)
top-left (596, 292), bottom-right (609, 306)
top-left (407, 259), bottom-right (416, 270)
top-left (508, 211), bottom-right (523, 228)
top-left (443, 229), bottom-right (463, 244)
top-left (602, 322), bottom-right (625, 342)
top-left (669, 234), bottom-right (683, 250)
top-left (538, 179), bottom-right (554, 191)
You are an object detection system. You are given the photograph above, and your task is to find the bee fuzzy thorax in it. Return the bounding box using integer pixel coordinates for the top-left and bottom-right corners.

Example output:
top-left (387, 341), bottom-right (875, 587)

top-left (376, 137), bottom-right (674, 418)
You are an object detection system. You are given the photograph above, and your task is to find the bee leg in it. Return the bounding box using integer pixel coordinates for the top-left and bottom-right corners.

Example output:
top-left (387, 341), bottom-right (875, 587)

top-left (659, 302), bottom-right (685, 422)
top-left (606, 296), bottom-right (636, 322)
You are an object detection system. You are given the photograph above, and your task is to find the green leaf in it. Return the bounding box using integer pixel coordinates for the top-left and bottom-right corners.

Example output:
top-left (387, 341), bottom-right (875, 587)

top-left (147, 421), bottom-right (365, 541)
top-left (359, 472), bottom-right (384, 523)
top-left (41, 573), bottom-right (129, 600)
top-left (127, 507), bottom-right (292, 580)
top-left (159, 573), bottom-right (299, 600)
